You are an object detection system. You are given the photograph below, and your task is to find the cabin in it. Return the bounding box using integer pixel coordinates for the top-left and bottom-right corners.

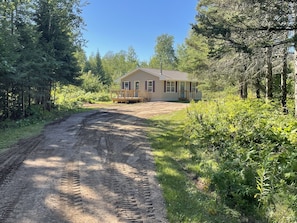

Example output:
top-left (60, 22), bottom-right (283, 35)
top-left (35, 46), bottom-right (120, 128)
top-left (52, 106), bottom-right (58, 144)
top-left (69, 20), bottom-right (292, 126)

top-left (111, 68), bottom-right (202, 103)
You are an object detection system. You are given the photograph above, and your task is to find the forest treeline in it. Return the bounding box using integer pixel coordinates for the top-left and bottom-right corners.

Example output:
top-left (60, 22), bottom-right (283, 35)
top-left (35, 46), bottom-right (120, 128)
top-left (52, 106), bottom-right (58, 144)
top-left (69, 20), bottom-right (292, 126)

top-left (192, 0), bottom-right (297, 117)
top-left (2, 0), bottom-right (297, 121)
top-left (0, 0), bottom-right (83, 121)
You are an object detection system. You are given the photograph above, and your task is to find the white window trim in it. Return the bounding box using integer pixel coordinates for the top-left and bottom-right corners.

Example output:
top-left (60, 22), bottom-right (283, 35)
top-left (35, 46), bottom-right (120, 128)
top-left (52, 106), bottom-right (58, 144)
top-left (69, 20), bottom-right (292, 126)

top-left (166, 81), bottom-right (175, 93)
top-left (191, 82), bottom-right (198, 93)
top-left (124, 81), bottom-right (130, 90)
top-left (147, 80), bottom-right (153, 92)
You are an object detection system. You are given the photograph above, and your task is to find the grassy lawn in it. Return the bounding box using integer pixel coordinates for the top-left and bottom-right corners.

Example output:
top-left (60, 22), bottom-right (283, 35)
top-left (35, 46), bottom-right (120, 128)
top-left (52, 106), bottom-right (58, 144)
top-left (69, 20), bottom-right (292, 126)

top-left (0, 107), bottom-right (91, 152)
top-left (0, 122), bottom-right (46, 151)
top-left (148, 109), bottom-right (242, 223)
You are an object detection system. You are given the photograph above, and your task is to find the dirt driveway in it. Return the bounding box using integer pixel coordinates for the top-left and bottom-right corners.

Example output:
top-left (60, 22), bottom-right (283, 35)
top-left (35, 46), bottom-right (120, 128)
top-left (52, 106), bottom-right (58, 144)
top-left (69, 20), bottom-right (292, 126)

top-left (0, 102), bottom-right (188, 223)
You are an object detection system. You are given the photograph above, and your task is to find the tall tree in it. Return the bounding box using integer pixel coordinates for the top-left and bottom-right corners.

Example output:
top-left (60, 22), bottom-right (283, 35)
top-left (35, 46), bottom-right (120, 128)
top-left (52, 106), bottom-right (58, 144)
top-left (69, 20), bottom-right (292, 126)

top-left (33, 0), bottom-right (83, 110)
top-left (193, 0), bottom-right (295, 112)
top-left (101, 47), bottom-right (141, 81)
top-left (177, 32), bottom-right (209, 75)
top-left (102, 51), bottom-right (127, 81)
top-left (0, 0), bottom-right (86, 120)
top-left (0, 0), bottom-right (30, 119)
top-left (126, 46), bottom-right (139, 70)
top-left (84, 51), bottom-right (112, 86)
top-left (151, 34), bottom-right (177, 70)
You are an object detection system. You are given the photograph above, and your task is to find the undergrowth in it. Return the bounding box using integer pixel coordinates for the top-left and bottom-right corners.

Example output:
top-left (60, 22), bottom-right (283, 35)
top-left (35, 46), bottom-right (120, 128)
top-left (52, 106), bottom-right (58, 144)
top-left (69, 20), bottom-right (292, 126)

top-left (0, 106), bottom-right (89, 151)
top-left (148, 110), bottom-right (243, 223)
top-left (149, 98), bottom-right (297, 222)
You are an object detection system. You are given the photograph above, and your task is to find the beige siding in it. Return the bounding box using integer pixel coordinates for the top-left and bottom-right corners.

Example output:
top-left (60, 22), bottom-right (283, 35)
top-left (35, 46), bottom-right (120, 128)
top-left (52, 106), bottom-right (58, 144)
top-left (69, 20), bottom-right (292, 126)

top-left (120, 70), bottom-right (202, 101)
top-left (121, 71), bottom-right (165, 101)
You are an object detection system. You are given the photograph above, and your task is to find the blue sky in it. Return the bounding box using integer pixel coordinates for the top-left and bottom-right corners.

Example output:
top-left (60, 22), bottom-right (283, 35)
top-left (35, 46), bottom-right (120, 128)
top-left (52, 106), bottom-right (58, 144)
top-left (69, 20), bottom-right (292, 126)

top-left (81, 0), bottom-right (198, 62)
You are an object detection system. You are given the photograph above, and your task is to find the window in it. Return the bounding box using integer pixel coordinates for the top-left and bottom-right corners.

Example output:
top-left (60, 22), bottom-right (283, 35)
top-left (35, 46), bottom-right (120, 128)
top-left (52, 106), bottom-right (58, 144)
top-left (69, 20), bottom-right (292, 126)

top-left (124, 81), bottom-right (130, 90)
top-left (147, 80), bottom-right (153, 92)
top-left (166, 81), bottom-right (175, 93)
top-left (191, 82), bottom-right (198, 93)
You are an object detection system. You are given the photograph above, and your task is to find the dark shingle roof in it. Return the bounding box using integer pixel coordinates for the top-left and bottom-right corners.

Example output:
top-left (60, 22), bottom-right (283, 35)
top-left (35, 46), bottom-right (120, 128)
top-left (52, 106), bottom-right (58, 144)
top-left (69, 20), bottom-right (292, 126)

top-left (139, 68), bottom-right (190, 81)
top-left (121, 68), bottom-right (193, 81)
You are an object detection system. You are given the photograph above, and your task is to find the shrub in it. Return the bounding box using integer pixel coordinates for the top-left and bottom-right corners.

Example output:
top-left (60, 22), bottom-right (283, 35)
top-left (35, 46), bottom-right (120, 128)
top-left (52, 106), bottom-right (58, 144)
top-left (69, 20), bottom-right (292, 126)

top-left (184, 99), bottom-right (297, 221)
top-left (54, 84), bottom-right (111, 109)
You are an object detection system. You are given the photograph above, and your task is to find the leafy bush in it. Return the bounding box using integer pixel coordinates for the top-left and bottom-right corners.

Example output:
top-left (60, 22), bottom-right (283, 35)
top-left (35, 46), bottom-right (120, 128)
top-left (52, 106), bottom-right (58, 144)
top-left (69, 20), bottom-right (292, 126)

top-left (54, 84), bottom-right (111, 109)
top-left (80, 71), bottom-right (106, 93)
top-left (184, 98), bottom-right (297, 221)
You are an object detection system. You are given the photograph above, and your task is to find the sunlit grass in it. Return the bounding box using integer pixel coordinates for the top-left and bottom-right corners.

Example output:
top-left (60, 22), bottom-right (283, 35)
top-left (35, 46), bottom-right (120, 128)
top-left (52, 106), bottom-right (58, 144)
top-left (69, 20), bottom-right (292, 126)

top-left (148, 109), bottom-right (241, 223)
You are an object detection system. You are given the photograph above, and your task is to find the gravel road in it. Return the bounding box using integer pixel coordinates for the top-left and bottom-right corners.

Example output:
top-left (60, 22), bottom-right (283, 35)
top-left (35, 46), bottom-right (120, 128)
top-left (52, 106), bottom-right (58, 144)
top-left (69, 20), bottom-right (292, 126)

top-left (0, 102), bottom-right (188, 223)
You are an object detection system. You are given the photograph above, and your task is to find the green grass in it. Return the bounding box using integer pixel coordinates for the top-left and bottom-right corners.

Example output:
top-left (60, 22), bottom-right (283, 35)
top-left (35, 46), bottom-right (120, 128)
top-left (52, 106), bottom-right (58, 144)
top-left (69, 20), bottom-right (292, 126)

top-left (147, 109), bottom-right (243, 223)
top-left (0, 107), bottom-right (91, 152)
top-left (148, 98), bottom-right (297, 223)
top-left (0, 122), bottom-right (46, 151)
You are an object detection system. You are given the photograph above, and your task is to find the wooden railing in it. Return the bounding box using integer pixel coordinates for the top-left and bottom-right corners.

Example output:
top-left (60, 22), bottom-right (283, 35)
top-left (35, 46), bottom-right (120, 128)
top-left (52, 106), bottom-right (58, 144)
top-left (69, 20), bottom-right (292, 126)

top-left (110, 90), bottom-right (150, 103)
top-left (110, 89), bottom-right (202, 103)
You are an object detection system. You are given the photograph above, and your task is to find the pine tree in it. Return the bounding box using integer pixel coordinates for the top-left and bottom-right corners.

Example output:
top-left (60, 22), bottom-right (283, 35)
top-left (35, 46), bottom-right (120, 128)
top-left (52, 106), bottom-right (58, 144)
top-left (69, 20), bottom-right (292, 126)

top-left (33, 0), bottom-right (82, 110)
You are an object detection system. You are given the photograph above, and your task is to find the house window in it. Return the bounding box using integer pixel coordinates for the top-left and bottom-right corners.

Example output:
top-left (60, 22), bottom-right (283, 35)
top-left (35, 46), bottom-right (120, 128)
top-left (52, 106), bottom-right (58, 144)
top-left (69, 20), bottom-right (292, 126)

top-left (147, 80), bottom-right (153, 92)
top-left (124, 81), bottom-right (130, 90)
top-left (191, 82), bottom-right (198, 93)
top-left (166, 81), bottom-right (175, 93)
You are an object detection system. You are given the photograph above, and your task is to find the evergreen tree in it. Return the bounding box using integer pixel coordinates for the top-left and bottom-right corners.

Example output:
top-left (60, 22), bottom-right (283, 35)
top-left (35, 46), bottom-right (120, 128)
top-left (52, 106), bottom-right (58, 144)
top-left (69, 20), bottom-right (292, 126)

top-left (33, 0), bottom-right (82, 110)
top-left (193, 0), bottom-right (294, 109)
top-left (84, 51), bottom-right (112, 86)
top-left (177, 32), bottom-right (209, 74)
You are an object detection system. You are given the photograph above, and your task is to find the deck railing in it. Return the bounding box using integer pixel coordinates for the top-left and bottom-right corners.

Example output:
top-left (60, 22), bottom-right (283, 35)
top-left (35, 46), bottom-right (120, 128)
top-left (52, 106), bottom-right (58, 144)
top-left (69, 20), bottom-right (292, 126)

top-left (111, 89), bottom-right (202, 103)
top-left (110, 90), bottom-right (150, 103)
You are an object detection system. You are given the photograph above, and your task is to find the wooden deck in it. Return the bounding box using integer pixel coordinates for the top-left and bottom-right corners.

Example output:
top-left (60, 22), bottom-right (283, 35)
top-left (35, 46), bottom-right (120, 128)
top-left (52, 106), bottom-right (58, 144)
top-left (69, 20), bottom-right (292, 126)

top-left (111, 90), bottom-right (149, 103)
top-left (111, 89), bottom-right (202, 103)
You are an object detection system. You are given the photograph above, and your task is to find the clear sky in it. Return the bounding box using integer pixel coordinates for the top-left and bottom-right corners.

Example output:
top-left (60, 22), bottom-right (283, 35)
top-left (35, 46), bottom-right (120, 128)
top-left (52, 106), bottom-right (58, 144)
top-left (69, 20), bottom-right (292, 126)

top-left (81, 0), bottom-right (198, 62)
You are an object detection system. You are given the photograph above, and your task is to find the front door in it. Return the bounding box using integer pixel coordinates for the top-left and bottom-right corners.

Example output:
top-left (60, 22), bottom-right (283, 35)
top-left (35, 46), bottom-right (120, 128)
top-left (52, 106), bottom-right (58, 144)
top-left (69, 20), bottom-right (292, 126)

top-left (180, 82), bottom-right (186, 99)
top-left (134, 81), bottom-right (140, 97)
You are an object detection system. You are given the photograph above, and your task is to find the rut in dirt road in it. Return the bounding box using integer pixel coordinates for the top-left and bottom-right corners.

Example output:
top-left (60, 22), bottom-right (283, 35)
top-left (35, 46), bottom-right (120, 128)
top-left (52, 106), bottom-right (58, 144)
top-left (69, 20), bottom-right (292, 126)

top-left (0, 102), bottom-right (186, 223)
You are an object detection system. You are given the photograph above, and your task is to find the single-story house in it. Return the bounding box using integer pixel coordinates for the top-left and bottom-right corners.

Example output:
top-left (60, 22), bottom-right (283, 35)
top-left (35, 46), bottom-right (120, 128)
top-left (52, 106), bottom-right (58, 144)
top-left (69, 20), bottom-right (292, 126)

top-left (112, 68), bottom-right (202, 102)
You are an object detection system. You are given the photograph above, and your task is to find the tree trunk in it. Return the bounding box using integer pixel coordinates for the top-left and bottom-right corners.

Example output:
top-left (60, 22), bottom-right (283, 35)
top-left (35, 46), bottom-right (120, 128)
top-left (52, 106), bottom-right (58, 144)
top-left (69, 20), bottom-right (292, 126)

top-left (281, 47), bottom-right (288, 114)
top-left (255, 72), bottom-right (261, 99)
top-left (239, 79), bottom-right (248, 99)
top-left (295, 49), bottom-right (297, 118)
top-left (266, 47), bottom-right (273, 101)
top-left (21, 85), bottom-right (25, 118)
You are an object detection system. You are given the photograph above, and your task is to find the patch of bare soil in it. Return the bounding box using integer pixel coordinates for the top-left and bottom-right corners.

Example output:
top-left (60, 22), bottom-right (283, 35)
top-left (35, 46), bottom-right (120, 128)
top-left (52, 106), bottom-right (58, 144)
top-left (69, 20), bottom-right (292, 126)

top-left (0, 102), bottom-right (188, 223)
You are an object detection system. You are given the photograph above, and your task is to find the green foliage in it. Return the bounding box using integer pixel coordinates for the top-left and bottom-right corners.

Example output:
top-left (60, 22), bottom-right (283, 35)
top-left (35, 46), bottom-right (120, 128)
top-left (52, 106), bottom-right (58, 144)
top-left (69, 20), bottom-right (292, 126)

top-left (148, 110), bottom-right (242, 222)
top-left (151, 34), bottom-right (177, 70)
top-left (80, 71), bottom-right (105, 93)
top-left (177, 32), bottom-right (209, 75)
top-left (192, 0), bottom-right (295, 107)
top-left (0, 106), bottom-right (89, 151)
top-left (54, 84), bottom-right (111, 109)
top-left (84, 51), bottom-right (112, 86)
top-left (0, 0), bottom-right (84, 121)
top-left (184, 99), bottom-right (297, 221)
top-left (101, 47), bottom-right (141, 81)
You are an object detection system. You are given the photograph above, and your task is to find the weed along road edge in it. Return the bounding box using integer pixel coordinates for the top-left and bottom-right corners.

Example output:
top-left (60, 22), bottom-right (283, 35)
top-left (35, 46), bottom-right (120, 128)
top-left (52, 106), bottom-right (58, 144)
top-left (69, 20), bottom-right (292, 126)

top-left (0, 102), bottom-right (188, 223)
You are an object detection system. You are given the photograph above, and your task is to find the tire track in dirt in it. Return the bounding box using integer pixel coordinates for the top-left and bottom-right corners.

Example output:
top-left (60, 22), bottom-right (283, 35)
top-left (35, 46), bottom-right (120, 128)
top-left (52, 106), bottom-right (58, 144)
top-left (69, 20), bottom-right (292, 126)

top-left (0, 102), bottom-right (187, 222)
top-left (93, 109), bottom-right (165, 223)
top-left (0, 135), bottom-right (43, 222)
